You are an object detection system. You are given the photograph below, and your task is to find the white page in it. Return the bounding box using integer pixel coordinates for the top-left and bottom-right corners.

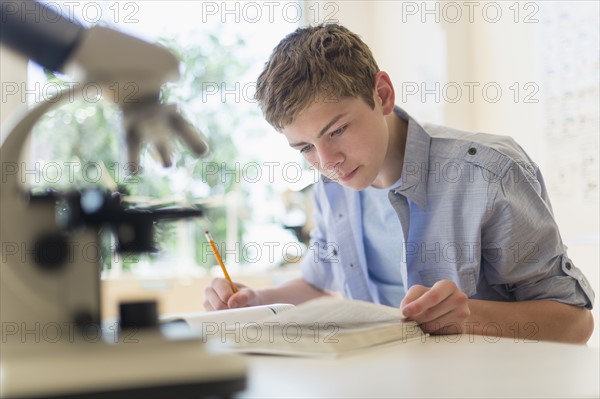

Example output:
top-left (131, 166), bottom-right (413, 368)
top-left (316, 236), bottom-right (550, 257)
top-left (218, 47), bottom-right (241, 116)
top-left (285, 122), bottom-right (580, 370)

top-left (160, 304), bottom-right (295, 331)
top-left (259, 297), bottom-right (406, 327)
top-left (228, 299), bottom-right (421, 357)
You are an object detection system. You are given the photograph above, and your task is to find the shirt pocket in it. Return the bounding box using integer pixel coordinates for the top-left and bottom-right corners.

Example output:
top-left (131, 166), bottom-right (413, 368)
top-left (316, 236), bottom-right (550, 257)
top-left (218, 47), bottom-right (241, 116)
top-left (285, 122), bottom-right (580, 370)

top-left (418, 267), bottom-right (477, 297)
top-left (312, 241), bottom-right (340, 265)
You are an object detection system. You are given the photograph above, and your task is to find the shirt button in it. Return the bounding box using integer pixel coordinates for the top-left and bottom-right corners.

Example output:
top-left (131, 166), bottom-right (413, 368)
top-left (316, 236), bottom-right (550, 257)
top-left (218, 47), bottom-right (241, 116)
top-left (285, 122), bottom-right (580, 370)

top-left (565, 262), bottom-right (572, 270)
top-left (468, 147), bottom-right (477, 155)
top-left (338, 213), bottom-right (343, 218)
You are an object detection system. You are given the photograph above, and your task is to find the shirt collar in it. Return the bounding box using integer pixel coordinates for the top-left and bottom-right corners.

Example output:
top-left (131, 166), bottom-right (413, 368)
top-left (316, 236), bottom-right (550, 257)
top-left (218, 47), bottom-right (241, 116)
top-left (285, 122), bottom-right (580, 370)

top-left (391, 106), bottom-right (431, 211)
top-left (320, 105), bottom-right (432, 210)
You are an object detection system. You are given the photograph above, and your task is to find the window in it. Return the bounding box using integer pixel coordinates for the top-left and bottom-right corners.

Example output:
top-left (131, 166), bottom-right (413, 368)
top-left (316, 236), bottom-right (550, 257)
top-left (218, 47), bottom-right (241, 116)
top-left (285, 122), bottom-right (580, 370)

top-left (27, 1), bottom-right (312, 277)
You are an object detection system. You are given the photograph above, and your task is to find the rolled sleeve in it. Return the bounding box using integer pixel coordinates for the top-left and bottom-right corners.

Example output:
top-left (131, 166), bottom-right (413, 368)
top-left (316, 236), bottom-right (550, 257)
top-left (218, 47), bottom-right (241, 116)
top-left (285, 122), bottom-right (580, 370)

top-left (482, 162), bottom-right (594, 309)
top-left (510, 254), bottom-right (594, 308)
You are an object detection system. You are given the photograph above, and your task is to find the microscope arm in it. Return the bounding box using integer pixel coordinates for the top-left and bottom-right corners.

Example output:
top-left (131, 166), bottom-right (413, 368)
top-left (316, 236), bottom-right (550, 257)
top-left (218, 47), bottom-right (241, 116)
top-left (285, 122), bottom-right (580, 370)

top-left (0, 0), bottom-right (209, 166)
top-left (0, 0), bottom-right (84, 71)
top-left (0, 0), bottom-right (177, 99)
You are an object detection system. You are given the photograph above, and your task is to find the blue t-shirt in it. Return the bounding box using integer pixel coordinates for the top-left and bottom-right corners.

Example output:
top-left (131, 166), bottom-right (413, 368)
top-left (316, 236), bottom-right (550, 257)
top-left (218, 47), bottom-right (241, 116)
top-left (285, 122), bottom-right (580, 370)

top-left (361, 183), bottom-right (405, 307)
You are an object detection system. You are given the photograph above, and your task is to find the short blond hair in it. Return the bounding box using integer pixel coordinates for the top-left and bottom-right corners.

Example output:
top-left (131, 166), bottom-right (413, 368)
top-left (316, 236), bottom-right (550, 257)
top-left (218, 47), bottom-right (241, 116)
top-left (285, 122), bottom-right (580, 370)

top-left (255, 24), bottom-right (380, 131)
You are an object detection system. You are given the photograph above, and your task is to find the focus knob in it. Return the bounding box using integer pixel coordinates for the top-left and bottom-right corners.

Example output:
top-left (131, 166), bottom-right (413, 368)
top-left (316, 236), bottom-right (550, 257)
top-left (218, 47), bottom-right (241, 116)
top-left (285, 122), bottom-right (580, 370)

top-left (119, 300), bottom-right (158, 330)
top-left (34, 233), bottom-right (69, 271)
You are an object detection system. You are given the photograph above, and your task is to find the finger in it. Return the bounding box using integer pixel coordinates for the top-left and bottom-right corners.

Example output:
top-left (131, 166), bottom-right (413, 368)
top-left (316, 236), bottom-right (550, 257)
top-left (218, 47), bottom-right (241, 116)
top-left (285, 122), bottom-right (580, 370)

top-left (419, 305), bottom-right (470, 335)
top-left (228, 286), bottom-right (260, 308)
top-left (211, 278), bottom-right (236, 301)
top-left (409, 289), bottom-right (469, 324)
top-left (402, 281), bottom-right (456, 318)
top-left (400, 284), bottom-right (430, 308)
top-left (228, 290), bottom-right (249, 309)
top-left (204, 287), bottom-right (228, 311)
top-left (209, 278), bottom-right (233, 305)
top-left (420, 317), bottom-right (461, 335)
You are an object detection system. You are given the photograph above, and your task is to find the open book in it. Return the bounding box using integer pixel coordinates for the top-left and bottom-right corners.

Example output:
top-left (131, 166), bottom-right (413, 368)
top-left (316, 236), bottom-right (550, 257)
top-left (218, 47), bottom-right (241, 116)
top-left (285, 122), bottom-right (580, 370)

top-left (161, 297), bottom-right (426, 357)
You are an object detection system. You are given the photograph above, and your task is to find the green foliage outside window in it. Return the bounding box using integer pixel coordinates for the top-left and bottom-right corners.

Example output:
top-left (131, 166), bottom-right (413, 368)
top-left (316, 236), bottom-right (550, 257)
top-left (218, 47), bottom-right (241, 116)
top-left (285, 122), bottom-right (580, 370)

top-left (30, 28), bottom-right (264, 272)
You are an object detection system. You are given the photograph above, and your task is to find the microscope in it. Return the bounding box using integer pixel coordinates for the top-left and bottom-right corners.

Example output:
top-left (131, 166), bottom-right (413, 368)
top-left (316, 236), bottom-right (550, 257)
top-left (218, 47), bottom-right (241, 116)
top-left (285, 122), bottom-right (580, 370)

top-left (0, 1), bottom-right (246, 397)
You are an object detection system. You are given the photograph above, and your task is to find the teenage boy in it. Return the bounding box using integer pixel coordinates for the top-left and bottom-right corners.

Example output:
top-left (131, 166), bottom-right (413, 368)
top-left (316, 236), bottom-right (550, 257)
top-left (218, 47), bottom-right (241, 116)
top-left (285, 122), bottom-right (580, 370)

top-left (204, 24), bottom-right (594, 343)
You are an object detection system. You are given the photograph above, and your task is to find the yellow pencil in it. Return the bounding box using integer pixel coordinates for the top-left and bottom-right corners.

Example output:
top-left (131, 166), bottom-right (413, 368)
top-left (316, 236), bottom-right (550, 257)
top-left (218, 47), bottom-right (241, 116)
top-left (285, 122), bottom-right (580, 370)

top-left (204, 231), bottom-right (238, 293)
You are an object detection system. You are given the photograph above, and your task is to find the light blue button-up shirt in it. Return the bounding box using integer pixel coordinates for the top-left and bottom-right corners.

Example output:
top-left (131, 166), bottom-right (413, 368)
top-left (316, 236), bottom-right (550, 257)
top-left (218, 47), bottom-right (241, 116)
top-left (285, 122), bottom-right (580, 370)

top-left (301, 106), bottom-right (594, 309)
top-left (361, 183), bottom-right (405, 306)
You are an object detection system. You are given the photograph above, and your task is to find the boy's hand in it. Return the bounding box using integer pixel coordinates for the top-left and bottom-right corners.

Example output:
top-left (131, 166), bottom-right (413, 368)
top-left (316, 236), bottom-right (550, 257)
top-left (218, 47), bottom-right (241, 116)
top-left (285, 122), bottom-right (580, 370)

top-left (203, 278), bottom-right (262, 311)
top-left (400, 280), bottom-right (470, 335)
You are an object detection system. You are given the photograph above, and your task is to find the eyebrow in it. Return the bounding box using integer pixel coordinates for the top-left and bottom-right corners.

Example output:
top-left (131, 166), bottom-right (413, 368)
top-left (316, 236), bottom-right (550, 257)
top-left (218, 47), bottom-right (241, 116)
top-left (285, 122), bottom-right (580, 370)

top-left (289, 113), bottom-right (347, 148)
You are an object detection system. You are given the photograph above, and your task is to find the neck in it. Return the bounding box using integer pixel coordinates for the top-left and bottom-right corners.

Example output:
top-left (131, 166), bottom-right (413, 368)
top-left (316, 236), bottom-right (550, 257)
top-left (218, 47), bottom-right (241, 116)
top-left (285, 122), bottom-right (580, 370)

top-left (371, 111), bottom-right (408, 188)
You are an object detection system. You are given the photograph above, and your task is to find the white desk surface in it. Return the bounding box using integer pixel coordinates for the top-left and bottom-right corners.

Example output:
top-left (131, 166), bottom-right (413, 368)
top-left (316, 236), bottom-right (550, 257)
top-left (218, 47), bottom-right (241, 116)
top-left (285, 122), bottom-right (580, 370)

top-left (238, 335), bottom-right (599, 398)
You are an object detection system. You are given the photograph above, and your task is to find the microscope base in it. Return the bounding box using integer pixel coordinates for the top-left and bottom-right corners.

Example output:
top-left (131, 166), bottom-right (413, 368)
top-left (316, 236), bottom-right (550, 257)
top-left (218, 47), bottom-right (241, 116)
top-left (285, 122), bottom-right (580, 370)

top-left (33, 378), bottom-right (246, 399)
top-left (1, 333), bottom-right (247, 399)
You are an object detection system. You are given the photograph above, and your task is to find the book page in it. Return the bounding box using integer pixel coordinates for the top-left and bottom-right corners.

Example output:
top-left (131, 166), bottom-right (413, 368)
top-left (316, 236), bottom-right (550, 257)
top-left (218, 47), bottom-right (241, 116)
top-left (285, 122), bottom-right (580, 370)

top-left (227, 298), bottom-right (423, 357)
top-left (160, 304), bottom-right (295, 331)
top-left (161, 298), bottom-right (422, 357)
top-left (259, 297), bottom-right (406, 327)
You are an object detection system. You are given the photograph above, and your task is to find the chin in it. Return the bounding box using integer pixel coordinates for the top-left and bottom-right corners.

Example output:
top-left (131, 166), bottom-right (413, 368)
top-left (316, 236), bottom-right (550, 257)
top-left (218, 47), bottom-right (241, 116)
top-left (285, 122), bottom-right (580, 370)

top-left (341, 179), bottom-right (372, 191)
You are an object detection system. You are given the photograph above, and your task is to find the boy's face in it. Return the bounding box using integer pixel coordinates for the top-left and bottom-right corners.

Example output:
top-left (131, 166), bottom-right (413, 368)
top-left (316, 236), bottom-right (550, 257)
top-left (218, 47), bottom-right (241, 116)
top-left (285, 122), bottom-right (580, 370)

top-left (282, 96), bottom-right (393, 190)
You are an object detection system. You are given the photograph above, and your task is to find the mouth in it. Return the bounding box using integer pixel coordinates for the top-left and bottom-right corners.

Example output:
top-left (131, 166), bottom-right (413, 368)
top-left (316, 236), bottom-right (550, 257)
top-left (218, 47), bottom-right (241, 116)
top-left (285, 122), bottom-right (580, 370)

top-left (338, 167), bottom-right (358, 182)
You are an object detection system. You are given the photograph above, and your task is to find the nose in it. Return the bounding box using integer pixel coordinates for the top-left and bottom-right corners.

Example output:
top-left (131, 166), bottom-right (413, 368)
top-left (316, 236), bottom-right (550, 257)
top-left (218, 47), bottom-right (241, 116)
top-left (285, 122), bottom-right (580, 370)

top-left (315, 142), bottom-right (343, 177)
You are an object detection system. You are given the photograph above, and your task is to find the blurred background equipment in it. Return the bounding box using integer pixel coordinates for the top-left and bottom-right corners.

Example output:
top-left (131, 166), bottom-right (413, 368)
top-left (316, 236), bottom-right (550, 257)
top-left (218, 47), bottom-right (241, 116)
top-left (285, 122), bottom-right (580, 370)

top-left (0, 1), bottom-right (245, 398)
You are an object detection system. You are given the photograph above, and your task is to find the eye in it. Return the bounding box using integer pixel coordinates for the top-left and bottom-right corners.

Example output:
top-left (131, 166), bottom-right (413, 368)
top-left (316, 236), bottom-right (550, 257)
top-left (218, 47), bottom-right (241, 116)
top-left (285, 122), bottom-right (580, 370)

top-left (330, 124), bottom-right (348, 137)
top-left (300, 144), bottom-right (314, 154)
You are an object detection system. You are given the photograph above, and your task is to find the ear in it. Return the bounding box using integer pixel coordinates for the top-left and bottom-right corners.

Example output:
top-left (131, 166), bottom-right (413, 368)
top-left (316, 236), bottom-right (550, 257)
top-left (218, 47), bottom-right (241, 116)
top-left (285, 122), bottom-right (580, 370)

top-left (374, 71), bottom-right (395, 115)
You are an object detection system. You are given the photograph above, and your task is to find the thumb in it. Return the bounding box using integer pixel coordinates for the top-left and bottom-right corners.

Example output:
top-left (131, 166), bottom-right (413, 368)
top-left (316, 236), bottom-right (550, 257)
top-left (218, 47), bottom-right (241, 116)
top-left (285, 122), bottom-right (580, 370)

top-left (228, 288), bottom-right (253, 308)
top-left (400, 284), bottom-right (429, 309)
